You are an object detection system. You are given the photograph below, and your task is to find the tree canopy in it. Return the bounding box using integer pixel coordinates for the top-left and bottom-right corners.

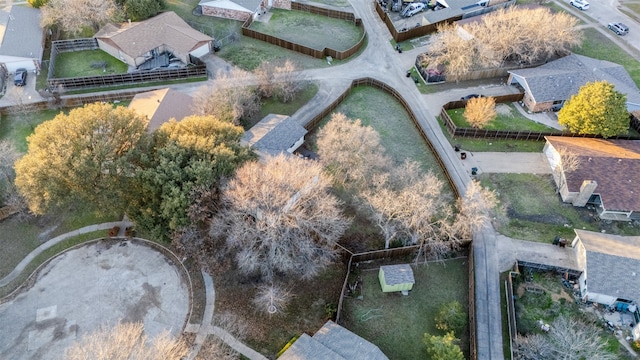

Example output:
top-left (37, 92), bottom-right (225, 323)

top-left (558, 81), bottom-right (628, 138)
top-left (210, 154), bottom-right (350, 281)
top-left (123, 0), bottom-right (166, 21)
top-left (15, 103), bottom-right (147, 215)
top-left (40, 0), bottom-right (122, 34)
top-left (424, 332), bottom-right (465, 360)
top-left (127, 115), bottom-right (252, 241)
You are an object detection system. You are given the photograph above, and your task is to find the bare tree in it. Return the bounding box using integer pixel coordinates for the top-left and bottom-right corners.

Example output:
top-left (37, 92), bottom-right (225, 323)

top-left (515, 316), bottom-right (617, 360)
top-left (65, 322), bottom-right (188, 360)
top-left (363, 161), bottom-right (452, 249)
top-left (0, 140), bottom-right (19, 183)
top-left (41, 0), bottom-right (122, 35)
top-left (551, 147), bottom-right (580, 193)
top-left (464, 96), bottom-right (497, 128)
top-left (7, 88), bottom-right (38, 130)
top-left (210, 154), bottom-right (350, 280)
top-left (316, 113), bottom-right (392, 191)
top-left (252, 283), bottom-right (293, 315)
top-left (419, 23), bottom-right (476, 80)
top-left (254, 61), bottom-right (276, 99)
top-left (273, 60), bottom-right (299, 103)
top-left (192, 69), bottom-right (260, 125)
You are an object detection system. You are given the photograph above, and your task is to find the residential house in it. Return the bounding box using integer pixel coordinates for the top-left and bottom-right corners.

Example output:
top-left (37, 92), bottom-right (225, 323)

top-left (199, 0), bottom-right (290, 21)
top-left (508, 54), bottom-right (640, 112)
top-left (128, 88), bottom-right (194, 131)
top-left (241, 114), bottom-right (307, 157)
top-left (0, 6), bottom-right (43, 73)
top-left (419, 0), bottom-right (514, 26)
top-left (94, 12), bottom-right (212, 69)
top-left (543, 136), bottom-right (640, 221)
top-left (279, 320), bottom-right (389, 360)
top-left (571, 229), bottom-right (640, 338)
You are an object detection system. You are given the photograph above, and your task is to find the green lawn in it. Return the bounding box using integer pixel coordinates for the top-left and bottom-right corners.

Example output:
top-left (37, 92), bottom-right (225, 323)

top-left (53, 50), bottom-right (129, 78)
top-left (166, 0), bottom-right (241, 37)
top-left (342, 258), bottom-right (470, 359)
top-left (0, 109), bottom-right (63, 152)
top-left (249, 9), bottom-right (364, 51)
top-left (437, 117), bottom-right (546, 152)
top-left (572, 27), bottom-right (640, 87)
top-left (478, 173), bottom-right (640, 242)
top-left (446, 103), bottom-right (560, 132)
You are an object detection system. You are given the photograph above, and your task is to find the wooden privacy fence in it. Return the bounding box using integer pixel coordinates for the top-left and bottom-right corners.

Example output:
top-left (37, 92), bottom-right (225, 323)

top-left (506, 271), bottom-right (517, 360)
top-left (441, 98), bottom-right (640, 141)
top-left (374, 0), bottom-right (460, 43)
top-left (242, 4), bottom-right (366, 60)
top-left (48, 66), bottom-right (207, 92)
top-left (303, 77), bottom-right (460, 199)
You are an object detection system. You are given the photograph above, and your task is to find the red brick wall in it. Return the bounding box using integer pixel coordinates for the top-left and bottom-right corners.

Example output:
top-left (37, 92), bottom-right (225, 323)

top-left (272, 0), bottom-right (290, 9)
top-left (201, 5), bottom-right (252, 21)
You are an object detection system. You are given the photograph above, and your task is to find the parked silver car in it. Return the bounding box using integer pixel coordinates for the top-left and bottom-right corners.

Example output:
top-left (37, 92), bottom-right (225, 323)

top-left (608, 22), bottom-right (629, 36)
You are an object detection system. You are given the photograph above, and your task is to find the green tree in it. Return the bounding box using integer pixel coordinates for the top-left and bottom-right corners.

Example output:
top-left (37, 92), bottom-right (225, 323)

top-left (127, 115), bottom-right (252, 241)
top-left (558, 81), bottom-right (628, 138)
top-left (27, 0), bottom-right (48, 8)
top-left (424, 332), bottom-right (465, 360)
top-left (124, 0), bottom-right (165, 21)
top-left (434, 301), bottom-right (468, 336)
top-left (14, 103), bottom-right (147, 215)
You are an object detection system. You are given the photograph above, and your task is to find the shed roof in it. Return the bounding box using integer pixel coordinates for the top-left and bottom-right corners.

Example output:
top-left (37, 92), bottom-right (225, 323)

top-left (545, 137), bottom-right (640, 213)
top-left (575, 229), bottom-right (640, 302)
top-left (241, 114), bottom-right (307, 153)
top-left (0, 6), bottom-right (43, 60)
top-left (278, 333), bottom-right (344, 360)
top-left (94, 11), bottom-right (212, 60)
top-left (380, 264), bottom-right (415, 286)
top-left (509, 54), bottom-right (640, 107)
top-left (128, 88), bottom-right (194, 131)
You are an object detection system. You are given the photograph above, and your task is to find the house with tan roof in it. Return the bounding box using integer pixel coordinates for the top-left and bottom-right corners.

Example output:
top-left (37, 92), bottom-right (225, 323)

top-left (128, 88), bottom-right (194, 131)
top-left (94, 12), bottom-right (212, 69)
top-left (543, 136), bottom-right (640, 221)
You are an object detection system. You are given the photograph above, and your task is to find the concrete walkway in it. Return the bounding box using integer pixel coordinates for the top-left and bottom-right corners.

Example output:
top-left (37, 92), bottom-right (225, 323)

top-left (0, 219), bottom-right (131, 288)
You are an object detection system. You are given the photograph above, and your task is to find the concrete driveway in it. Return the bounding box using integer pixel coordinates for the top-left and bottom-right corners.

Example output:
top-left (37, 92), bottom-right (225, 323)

top-left (458, 151), bottom-right (552, 175)
top-left (0, 239), bottom-right (190, 360)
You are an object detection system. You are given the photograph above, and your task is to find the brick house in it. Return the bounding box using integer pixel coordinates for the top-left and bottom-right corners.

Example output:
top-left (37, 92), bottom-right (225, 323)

top-left (544, 136), bottom-right (640, 221)
top-left (508, 54), bottom-right (640, 113)
top-left (95, 12), bottom-right (213, 69)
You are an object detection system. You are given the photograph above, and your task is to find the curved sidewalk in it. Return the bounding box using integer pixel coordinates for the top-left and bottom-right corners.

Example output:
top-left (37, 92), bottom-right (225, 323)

top-left (0, 219), bottom-right (130, 288)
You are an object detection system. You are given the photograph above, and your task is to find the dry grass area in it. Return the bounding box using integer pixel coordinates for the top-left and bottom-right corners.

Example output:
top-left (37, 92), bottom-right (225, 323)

top-left (210, 256), bottom-right (346, 357)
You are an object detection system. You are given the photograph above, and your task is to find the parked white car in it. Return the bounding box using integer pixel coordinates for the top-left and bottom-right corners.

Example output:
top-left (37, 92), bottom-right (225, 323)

top-left (570, 0), bottom-right (589, 10)
top-left (401, 2), bottom-right (425, 17)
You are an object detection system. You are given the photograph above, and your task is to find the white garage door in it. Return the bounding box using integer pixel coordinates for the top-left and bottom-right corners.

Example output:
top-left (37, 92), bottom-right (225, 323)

top-left (189, 43), bottom-right (211, 59)
top-left (0, 56), bottom-right (37, 73)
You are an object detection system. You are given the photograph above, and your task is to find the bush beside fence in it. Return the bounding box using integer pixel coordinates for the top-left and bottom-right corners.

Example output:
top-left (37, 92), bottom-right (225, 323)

top-left (440, 97), bottom-right (640, 141)
top-left (242, 4), bottom-right (366, 60)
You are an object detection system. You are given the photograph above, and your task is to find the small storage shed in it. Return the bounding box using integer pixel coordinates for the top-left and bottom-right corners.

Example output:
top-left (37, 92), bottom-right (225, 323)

top-left (378, 264), bottom-right (415, 293)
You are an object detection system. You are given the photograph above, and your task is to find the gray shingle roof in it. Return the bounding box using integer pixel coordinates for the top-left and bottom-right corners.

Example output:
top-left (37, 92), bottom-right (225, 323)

top-left (0, 6), bottom-right (43, 59)
top-left (128, 88), bottom-right (194, 131)
top-left (278, 321), bottom-right (389, 360)
top-left (575, 229), bottom-right (640, 302)
top-left (509, 54), bottom-right (640, 106)
top-left (545, 137), bottom-right (640, 213)
top-left (381, 264), bottom-right (415, 286)
top-left (94, 12), bottom-right (212, 59)
top-left (199, 0), bottom-right (263, 12)
top-left (241, 114), bottom-right (307, 153)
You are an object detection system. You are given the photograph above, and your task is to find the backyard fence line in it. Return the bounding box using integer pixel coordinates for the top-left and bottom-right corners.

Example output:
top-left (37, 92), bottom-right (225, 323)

top-left (303, 77), bottom-right (460, 199)
top-left (468, 245), bottom-right (477, 360)
top-left (506, 271), bottom-right (517, 360)
top-left (48, 39), bottom-right (100, 80)
top-left (241, 3), bottom-right (366, 60)
top-left (440, 99), bottom-right (640, 141)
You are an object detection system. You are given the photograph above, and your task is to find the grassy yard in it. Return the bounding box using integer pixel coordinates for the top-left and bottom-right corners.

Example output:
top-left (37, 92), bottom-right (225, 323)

top-left (53, 50), bottom-right (129, 78)
top-left (0, 109), bottom-right (63, 152)
top-left (572, 27), bottom-right (640, 87)
top-left (249, 9), bottom-right (364, 51)
top-left (445, 103), bottom-right (560, 132)
top-left (510, 270), bottom-right (633, 359)
top-left (242, 82), bottom-right (319, 129)
top-left (437, 118), bottom-right (546, 152)
top-left (342, 258), bottom-right (470, 359)
top-left (478, 173), bottom-right (640, 242)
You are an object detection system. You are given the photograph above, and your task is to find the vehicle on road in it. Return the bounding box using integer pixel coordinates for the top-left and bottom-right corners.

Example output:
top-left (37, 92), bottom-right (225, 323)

top-left (608, 22), bottom-right (629, 35)
top-left (14, 68), bottom-right (27, 86)
top-left (570, 0), bottom-right (589, 10)
top-left (401, 2), bottom-right (425, 17)
top-left (461, 94), bottom-right (485, 100)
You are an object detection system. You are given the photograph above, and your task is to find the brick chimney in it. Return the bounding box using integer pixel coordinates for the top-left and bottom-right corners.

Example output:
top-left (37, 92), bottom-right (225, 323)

top-left (573, 180), bottom-right (597, 207)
